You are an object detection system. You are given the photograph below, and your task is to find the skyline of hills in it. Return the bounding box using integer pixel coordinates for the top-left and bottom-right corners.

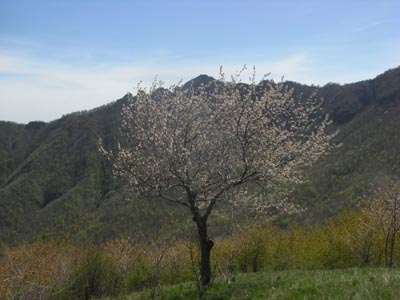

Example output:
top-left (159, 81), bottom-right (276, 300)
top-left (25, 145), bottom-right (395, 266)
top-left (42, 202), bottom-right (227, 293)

top-left (1, 66), bottom-right (399, 243)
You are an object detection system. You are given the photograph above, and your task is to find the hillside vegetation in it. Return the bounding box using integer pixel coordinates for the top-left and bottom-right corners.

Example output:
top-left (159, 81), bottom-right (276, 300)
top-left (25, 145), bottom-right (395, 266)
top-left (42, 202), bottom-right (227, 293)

top-left (2, 207), bottom-right (400, 300)
top-left (0, 67), bottom-right (400, 243)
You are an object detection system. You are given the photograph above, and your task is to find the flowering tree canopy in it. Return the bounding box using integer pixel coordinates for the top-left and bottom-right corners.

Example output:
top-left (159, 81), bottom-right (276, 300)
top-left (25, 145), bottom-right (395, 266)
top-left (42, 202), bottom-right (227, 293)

top-left (102, 70), bottom-right (334, 286)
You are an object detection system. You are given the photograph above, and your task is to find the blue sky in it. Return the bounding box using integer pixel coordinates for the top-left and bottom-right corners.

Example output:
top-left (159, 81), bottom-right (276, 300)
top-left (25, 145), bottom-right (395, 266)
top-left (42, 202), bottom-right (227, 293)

top-left (0, 0), bottom-right (399, 123)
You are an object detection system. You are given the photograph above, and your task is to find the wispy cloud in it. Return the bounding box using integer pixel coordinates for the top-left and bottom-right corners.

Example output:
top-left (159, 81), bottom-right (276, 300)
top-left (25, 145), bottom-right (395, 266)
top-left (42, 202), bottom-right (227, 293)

top-left (0, 49), bottom-right (314, 123)
top-left (352, 19), bottom-right (389, 33)
top-left (0, 46), bottom-right (395, 123)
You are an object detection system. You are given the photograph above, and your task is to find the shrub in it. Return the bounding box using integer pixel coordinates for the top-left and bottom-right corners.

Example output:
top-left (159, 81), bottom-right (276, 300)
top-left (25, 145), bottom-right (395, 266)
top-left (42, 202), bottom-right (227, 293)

top-left (0, 240), bottom-right (82, 300)
top-left (56, 249), bottom-right (122, 300)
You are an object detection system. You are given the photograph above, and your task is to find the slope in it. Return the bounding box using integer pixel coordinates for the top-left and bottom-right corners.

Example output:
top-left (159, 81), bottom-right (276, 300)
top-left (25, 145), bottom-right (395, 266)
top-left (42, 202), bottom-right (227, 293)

top-left (0, 67), bottom-right (399, 243)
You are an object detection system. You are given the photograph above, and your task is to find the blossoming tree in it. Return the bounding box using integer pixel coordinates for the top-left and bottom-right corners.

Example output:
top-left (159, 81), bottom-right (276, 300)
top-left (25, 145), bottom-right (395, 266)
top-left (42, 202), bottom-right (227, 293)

top-left (363, 176), bottom-right (400, 267)
top-left (104, 71), bottom-right (333, 286)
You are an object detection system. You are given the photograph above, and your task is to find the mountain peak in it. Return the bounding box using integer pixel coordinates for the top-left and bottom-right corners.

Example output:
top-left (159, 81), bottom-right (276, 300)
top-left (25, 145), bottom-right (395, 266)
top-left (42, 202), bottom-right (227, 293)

top-left (182, 74), bottom-right (216, 90)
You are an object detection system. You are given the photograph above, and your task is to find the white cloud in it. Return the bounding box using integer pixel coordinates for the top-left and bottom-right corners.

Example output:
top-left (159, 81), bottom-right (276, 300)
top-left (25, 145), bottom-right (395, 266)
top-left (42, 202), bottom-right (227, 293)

top-left (0, 51), bottom-right (314, 123)
top-left (0, 53), bottom-right (26, 73)
top-left (0, 49), bottom-right (393, 123)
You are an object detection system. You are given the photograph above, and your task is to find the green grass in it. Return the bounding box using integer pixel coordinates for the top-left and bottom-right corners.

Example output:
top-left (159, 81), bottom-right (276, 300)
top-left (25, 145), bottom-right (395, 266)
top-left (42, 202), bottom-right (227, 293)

top-left (101, 268), bottom-right (400, 300)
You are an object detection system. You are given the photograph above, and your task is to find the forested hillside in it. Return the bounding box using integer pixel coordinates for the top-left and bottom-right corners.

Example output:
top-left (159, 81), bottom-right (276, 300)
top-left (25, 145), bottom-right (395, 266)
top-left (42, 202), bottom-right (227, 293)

top-left (295, 67), bottom-right (400, 222)
top-left (0, 67), bottom-right (399, 243)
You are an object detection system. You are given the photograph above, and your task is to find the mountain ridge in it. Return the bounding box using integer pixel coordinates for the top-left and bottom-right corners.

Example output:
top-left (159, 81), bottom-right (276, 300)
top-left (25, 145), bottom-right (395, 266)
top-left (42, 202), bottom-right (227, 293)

top-left (1, 66), bottom-right (400, 243)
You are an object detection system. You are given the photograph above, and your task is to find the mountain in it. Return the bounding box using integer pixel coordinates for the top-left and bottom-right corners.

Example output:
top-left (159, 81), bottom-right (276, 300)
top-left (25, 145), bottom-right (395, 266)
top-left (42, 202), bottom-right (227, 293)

top-left (293, 67), bottom-right (400, 221)
top-left (0, 101), bottom-right (119, 242)
top-left (1, 67), bottom-right (400, 243)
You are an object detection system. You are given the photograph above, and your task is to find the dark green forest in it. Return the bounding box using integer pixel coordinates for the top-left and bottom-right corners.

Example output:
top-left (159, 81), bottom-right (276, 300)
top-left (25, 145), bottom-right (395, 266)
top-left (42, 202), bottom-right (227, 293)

top-left (1, 67), bottom-right (400, 244)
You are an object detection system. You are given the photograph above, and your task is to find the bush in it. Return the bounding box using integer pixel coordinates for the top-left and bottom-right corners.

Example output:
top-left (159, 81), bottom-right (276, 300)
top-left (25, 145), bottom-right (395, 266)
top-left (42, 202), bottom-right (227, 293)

top-left (124, 265), bottom-right (150, 291)
top-left (56, 249), bottom-right (122, 300)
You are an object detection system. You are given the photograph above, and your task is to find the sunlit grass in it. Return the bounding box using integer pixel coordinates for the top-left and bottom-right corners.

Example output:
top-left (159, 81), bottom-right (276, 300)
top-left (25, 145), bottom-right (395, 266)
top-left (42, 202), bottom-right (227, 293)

top-left (104, 268), bottom-right (400, 300)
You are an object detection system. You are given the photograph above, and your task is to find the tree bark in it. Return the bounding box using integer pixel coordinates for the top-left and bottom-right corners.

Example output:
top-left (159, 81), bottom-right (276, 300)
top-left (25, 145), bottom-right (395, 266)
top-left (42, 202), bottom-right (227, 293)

top-left (384, 231), bottom-right (390, 267)
top-left (389, 230), bottom-right (396, 268)
top-left (195, 218), bottom-right (213, 287)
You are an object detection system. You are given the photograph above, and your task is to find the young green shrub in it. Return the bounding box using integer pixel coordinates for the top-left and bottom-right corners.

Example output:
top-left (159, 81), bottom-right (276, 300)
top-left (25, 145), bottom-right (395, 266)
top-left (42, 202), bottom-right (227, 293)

top-left (124, 265), bottom-right (150, 292)
top-left (322, 211), bottom-right (363, 269)
top-left (233, 223), bottom-right (271, 273)
top-left (57, 249), bottom-right (122, 300)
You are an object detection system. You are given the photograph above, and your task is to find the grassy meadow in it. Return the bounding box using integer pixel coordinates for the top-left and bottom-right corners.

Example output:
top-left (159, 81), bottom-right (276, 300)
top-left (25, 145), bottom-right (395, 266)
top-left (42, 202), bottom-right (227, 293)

top-left (102, 268), bottom-right (400, 300)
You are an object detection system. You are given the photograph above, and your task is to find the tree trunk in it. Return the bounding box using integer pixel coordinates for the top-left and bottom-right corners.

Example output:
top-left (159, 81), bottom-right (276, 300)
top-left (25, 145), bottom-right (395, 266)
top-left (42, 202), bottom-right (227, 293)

top-left (384, 231), bottom-right (390, 267)
top-left (195, 218), bottom-right (214, 287)
top-left (389, 230), bottom-right (396, 268)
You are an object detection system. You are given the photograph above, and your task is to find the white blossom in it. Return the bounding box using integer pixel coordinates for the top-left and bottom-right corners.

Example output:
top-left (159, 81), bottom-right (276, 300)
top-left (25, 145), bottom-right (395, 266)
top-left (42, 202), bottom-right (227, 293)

top-left (101, 70), bottom-right (335, 218)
